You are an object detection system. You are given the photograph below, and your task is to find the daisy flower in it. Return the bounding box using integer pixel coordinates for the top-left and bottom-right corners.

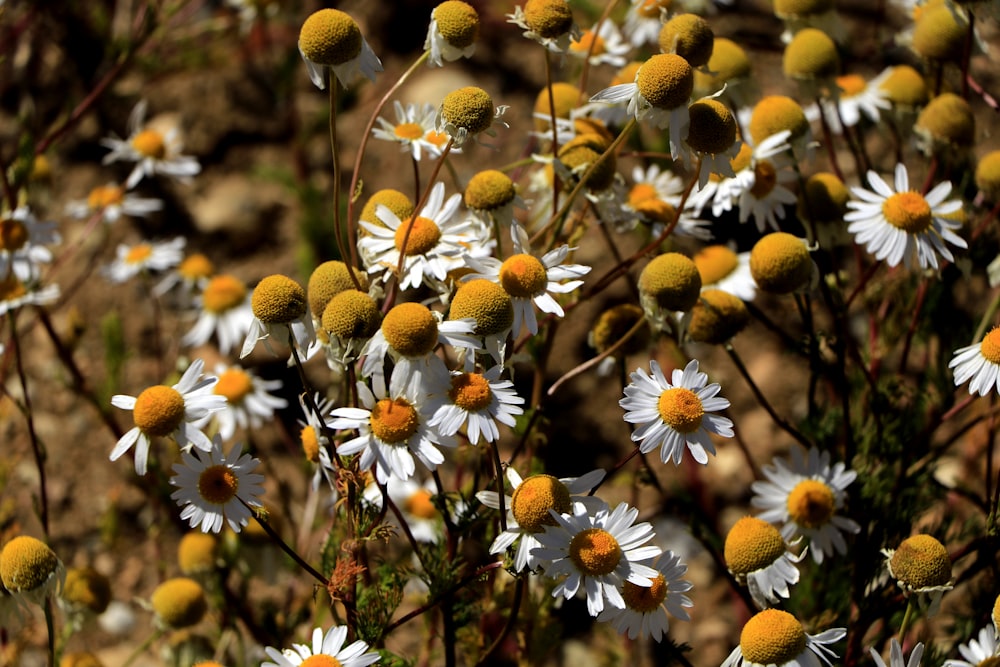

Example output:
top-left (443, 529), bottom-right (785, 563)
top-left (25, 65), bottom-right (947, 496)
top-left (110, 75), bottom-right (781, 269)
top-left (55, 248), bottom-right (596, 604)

top-left (0, 206), bottom-right (59, 282)
top-left (623, 0), bottom-right (671, 48)
top-left (0, 275), bottom-right (59, 317)
top-left (477, 467), bottom-right (606, 573)
top-left (950, 327), bottom-right (1000, 397)
top-left (569, 21), bottom-right (631, 68)
top-left (297, 9), bottom-right (382, 90)
top-left (693, 245), bottom-right (756, 302)
top-left (424, 0), bottom-right (479, 67)
top-left (735, 130), bottom-right (798, 233)
top-left (826, 70), bottom-right (892, 132)
top-left (364, 475), bottom-right (444, 543)
top-left (751, 447), bottom-right (861, 564)
top-left (330, 364), bottom-right (455, 484)
top-left (262, 624), bottom-right (381, 667)
top-left (685, 96), bottom-right (742, 187)
top-left (722, 609), bottom-right (845, 667)
top-left (725, 516), bottom-right (805, 609)
top-left (596, 550), bottom-right (693, 641)
top-left (429, 365), bottom-right (524, 445)
top-left (944, 625), bottom-right (996, 667)
top-left (620, 358), bottom-right (734, 466)
top-left (437, 85), bottom-right (509, 149)
top-left (358, 181), bottom-right (486, 291)
top-left (101, 100), bottom-right (200, 189)
top-left (0, 536), bottom-right (65, 609)
top-left (201, 363), bottom-right (287, 441)
top-left (298, 394), bottom-right (338, 493)
top-left (507, 0), bottom-right (581, 53)
top-left (373, 102), bottom-right (454, 162)
top-left (104, 236), bottom-right (186, 284)
top-left (152, 252), bottom-right (214, 300)
top-left (65, 183), bottom-right (162, 224)
top-left (463, 243), bottom-right (590, 336)
top-left (180, 274), bottom-right (253, 355)
top-left (532, 501), bottom-right (662, 617)
top-left (845, 163), bottom-right (966, 270)
top-left (882, 534), bottom-right (953, 615)
top-left (170, 438), bottom-right (265, 533)
top-left (241, 274), bottom-right (316, 359)
top-left (622, 164), bottom-right (711, 240)
top-left (110, 358), bottom-right (227, 476)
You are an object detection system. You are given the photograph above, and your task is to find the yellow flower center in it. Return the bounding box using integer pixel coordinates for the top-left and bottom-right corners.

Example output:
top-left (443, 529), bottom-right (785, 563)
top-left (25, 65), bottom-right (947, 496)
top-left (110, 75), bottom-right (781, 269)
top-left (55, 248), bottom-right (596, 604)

top-left (499, 254), bottom-right (548, 298)
top-left (571, 30), bottom-right (606, 56)
top-left (511, 474), bottom-right (572, 532)
top-left (0, 275), bottom-right (27, 302)
top-left (700, 37), bottom-right (750, 86)
top-left (622, 573), bottom-right (668, 613)
top-left (628, 183), bottom-right (658, 207)
top-left (394, 122), bottom-right (424, 140)
top-left (131, 130), bottom-right (166, 159)
top-left (133, 385), bottom-right (186, 437)
top-left (465, 169), bottom-right (516, 211)
top-left (724, 516), bottom-right (786, 574)
top-left (879, 65), bottom-right (928, 107)
top-left (361, 189), bottom-right (415, 227)
top-left (450, 279), bottom-right (514, 336)
top-left (590, 303), bottom-right (646, 354)
top-left (150, 577), bottom-right (207, 629)
top-left (913, 4), bottom-right (967, 62)
top-left (0, 536), bottom-right (59, 593)
top-left (197, 465), bottom-right (240, 504)
top-left (87, 185), bottom-right (125, 210)
top-left (749, 161), bottom-right (778, 199)
top-left (322, 290), bottom-right (381, 340)
top-left (433, 0), bottom-right (479, 48)
top-left (370, 398), bottom-right (420, 444)
top-left (202, 275), bottom-right (247, 314)
top-left (728, 142), bottom-right (753, 174)
top-left (178, 532), bottom-right (218, 575)
top-left (773, 0), bottom-right (834, 18)
top-left (301, 425), bottom-right (321, 463)
top-left (424, 130), bottom-right (451, 148)
top-left (890, 534), bottom-right (952, 590)
top-left (213, 368), bottom-right (253, 405)
top-left (976, 151), bottom-right (1000, 200)
top-left (612, 61), bottom-right (643, 86)
top-left (801, 172), bottom-right (849, 222)
top-left (308, 260), bottom-right (367, 318)
top-left (689, 289), bottom-right (750, 344)
top-left (0, 217), bottom-right (29, 252)
top-left (441, 86), bottom-right (495, 135)
top-left (981, 328), bottom-right (1000, 364)
top-left (657, 387), bottom-right (704, 433)
top-left (659, 13), bottom-right (714, 69)
top-left (125, 244), bottom-right (153, 265)
top-left (636, 54), bottom-right (694, 111)
top-left (251, 274), bottom-right (306, 324)
top-left (749, 232), bottom-right (812, 295)
top-left (694, 245), bottom-right (739, 285)
top-left (739, 609), bottom-right (807, 666)
top-left (686, 98), bottom-right (736, 155)
top-left (395, 216), bottom-right (442, 256)
top-left (179, 253), bottom-right (214, 281)
top-left (635, 199), bottom-right (676, 224)
top-left (449, 372), bottom-right (493, 411)
top-left (783, 28), bottom-right (839, 80)
top-left (298, 8), bottom-right (362, 66)
top-left (523, 0), bottom-right (574, 39)
top-left (569, 528), bottom-right (622, 576)
top-left (638, 252), bottom-right (702, 312)
top-left (749, 95), bottom-right (809, 146)
top-left (637, 0), bottom-right (672, 18)
top-left (786, 479), bottom-right (835, 529)
top-left (882, 191), bottom-right (932, 233)
top-left (382, 302), bottom-right (439, 357)
top-left (836, 73), bottom-right (867, 98)
top-left (300, 656), bottom-right (343, 667)
top-left (915, 92), bottom-right (975, 147)
top-left (405, 489), bottom-right (438, 519)
top-left (63, 566), bottom-right (111, 613)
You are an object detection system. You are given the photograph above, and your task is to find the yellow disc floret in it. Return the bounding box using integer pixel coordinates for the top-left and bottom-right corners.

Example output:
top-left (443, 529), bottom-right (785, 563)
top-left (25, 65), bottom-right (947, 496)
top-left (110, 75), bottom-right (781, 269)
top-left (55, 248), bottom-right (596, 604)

top-left (558, 135), bottom-right (617, 192)
top-left (783, 28), bottom-right (839, 80)
top-left (133, 385), bottom-right (186, 437)
top-left (298, 9), bottom-right (362, 67)
top-left (724, 516), bottom-right (786, 575)
top-left (739, 609), bottom-right (807, 666)
top-left (694, 245), bottom-right (739, 285)
top-left (976, 151), bottom-right (1000, 201)
top-left (213, 367), bottom-right (254, 405)
top-left (637, 54), bottom-right (694, 111)
top-left (0, 216), bottom-right (28, 252)
top-left (63, 567), bottom-right (111, 614)
top-left (694, 37), bottom-right (750, 96)
top-left (125, 244), bottom-right (152, 265)
top-left (251, 274), bottom-right (307, 324)
top-left (449, 372), bottom-right (493, 411)
top-left (433, 1), bottom-right (479, 49)
top-left (590, 303), bottom-right (648, 355)
top-left (800, 172), bottom-right (848, 223)
top-left (879, 65), bottom-right (928, 108)
top-left (465, 170), bottom-right (516, 211)
top-left (87, 185), bottom-right (125, 210)
top-left (441, 86), bottom-right (495, 135)
top-left (308, 260), bottom-right (368, 319)
top-left (179, 253), bottom-right (214, 282)
top-left (523, 0), bottom-right (574, 39)
top-left (361, 189), bottom-right (415, 229)
top-left (151, 577), bottom-right (207, 629)
top-left (202, 275), bottom-right (247, 314)
top-left (638, 252), bottom-right (702, 312)
top-left (686, 98), bottom-right (736, 155)
top-left (658, 14), bottom-right (714, 68)
top-left (382, 302), bottom-right (439, 357)
top-left (301, 425), bottom-right (321, 463)
top-left (981, 328), bottom-right (1000, 365)
top-left (915, 92), bottom-right (975, 148)
top-left (370, 398), bottom-right (420, 444)
top-left (322, 290), bottom-right (381, 340)
top-left (912, 4), bottom-right (968, 63)
top-left (500, 254), bottom-right (548, 298)
top-left (569, 528), bottom-right (622, 576)
top-left (131, 130), bottom-right (166, 160)
top-left (450, 279), bottom-right (514, 335)
top-left (889, 534), bottom-right (952, 590)
top-left (622, 574), bottom-right (668, 613)
top-left (178, 532), bottom-right (218, 575)
top-left (750, 232), bottom-right (812, 295)
top-left (657, 387), bottom-right (704, 433)
top-left (882, 191), bottom-right (932, 233)
top-left (1, 536), bottom-right (60, 594)
top-left (405, 489), bottom-right (438, 519)
top-left (787, 479), bottom-right (836, 529)
top-left (198, 465), bottom-right (240, 505)
top-left (689, 289), bottom-right (750, 344)
top-left (395, 216), bottom-right (442, 256)
top-left (749, 95), bottom-right (809, 146)
top-left (773, 0), bottom-right (834, 18)
top-left (534, 82), bottom-right (582, 132)
top-left (511, 474), bottom-right (572, 532)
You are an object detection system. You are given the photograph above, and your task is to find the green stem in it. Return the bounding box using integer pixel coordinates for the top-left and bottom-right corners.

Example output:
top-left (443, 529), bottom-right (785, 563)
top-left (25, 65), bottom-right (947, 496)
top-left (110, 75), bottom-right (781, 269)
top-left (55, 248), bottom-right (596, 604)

top-left (898, 596), bottom-right (917, 641)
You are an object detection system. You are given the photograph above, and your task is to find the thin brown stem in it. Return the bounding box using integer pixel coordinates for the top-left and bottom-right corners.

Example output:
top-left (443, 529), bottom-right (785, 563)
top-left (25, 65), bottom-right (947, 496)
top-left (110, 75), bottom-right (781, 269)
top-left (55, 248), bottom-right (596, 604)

top-left (9, 312), bottom-right (48, 537)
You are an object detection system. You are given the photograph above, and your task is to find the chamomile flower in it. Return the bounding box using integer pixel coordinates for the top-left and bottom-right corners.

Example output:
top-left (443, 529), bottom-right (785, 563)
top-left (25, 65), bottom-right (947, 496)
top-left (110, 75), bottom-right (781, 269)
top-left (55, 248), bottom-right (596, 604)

top-left (828, 70), bottom-right (892, 131)
top-left (181, 274), bottom-right (253, 355)
top-left (330, 364), bottom-right (455, 484)
top-left (364, 476), bottom-right (444, 543)
top-left (153, 252), bottom-right (214, 299)
top-left (464, 169), bottom-right (526, 230)
top-left (241, 274), bottom-right (316, 359)
top-left (944, 625), bottom-right (996, 667)
top-left (0, 536), bottom-right (65, 608)
top-left (725, 516), bottom-right (804, 608)
top-left (596, 550), bottom-right (693, 641)
top-left (950, 327), bottom-right (1000, 397)
top-left (262, 625), bottom-right (381, 667)
top-left (373, 102), bottom-right (452, 162)
top-left (298, 9), bottom-right (382, 90)
top-left (449, 278), bottom-right (516, 367)
top-left (298, 394), bottom-right (338, 493)
top-left (620, 359), bottom-right (734, 466)
top-left (623, 0), bottom-right (672, 48)
top-left (424, 0), bottom-right (479, 67)
top-left (751, 447), bottom-right (860, 564)
top-left (686, 96), bottom-right (741, 186)
top-left (570, 21), bottom-right (631, 68)
top-left (150, 577), bottom-right (206, 629)
top-left (845, 163), bottom-right (966, 270)
top-left (882, 534), bottom-right (953, 615)
top-left (721, 609), bottom-right (845, 667)
top-left (532, 501), bottom-right (662, 617)
top-left (476, 468), bottom-right (606, 573)
top-left (110, 358), bottom-right (227, 476)
top-left (437, 86), bottom-right (509, 148)
top-left (170, 438), bottom-right (265, 533)
top-left (104, 236), bottom-right (186, 284)
top-left (429, 365), bottom-right (524, 445)
top-left (202, 363), bottom-right (287, 441)
top-left (871, 640), bottom-right (924, 667)
top-left (693, 245), bottom-right (756, 302)
top-left (0, 275), bottom-right (59, 317)
top-left (101, 100), bottom-right (201, 189)
top-left (735, 130), bottom-right (798, 233)
top-left (507, 0), bottom-right (581, 53)
top-left (358, 181), bottom-right (486, 291)
top-left (0, 206), bottom-right (59, 282)
top-left (65, 183), bottom-right (162, 224)
top-left (463, 243), bottom-right (590, 336)
top-left (623, 164), bottom-right (711, 240)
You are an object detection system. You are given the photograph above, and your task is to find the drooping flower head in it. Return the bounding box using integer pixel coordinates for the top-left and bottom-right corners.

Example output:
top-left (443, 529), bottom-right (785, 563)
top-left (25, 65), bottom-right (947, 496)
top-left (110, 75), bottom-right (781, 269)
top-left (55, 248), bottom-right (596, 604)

top-left (596, 550), bottom-right (693, 641)
top-left (437, 86), bottom-right (509, 148)
top-left (724, 516), bottom-right (804, 608)
top-left (241, 274), bottom-right (316, 358)
top-left (150, 577), bottom-right (207, 629)
top-left (425, 0), bottom-right (480, 67)
top-left (883, 533), bottom-right (954, 615)
top-left (298, 8), bottom-right (383, 89)
top-left (0, 536), bottom-right (65, 607)
top-left (721, 608), bottom-right (845, 667)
